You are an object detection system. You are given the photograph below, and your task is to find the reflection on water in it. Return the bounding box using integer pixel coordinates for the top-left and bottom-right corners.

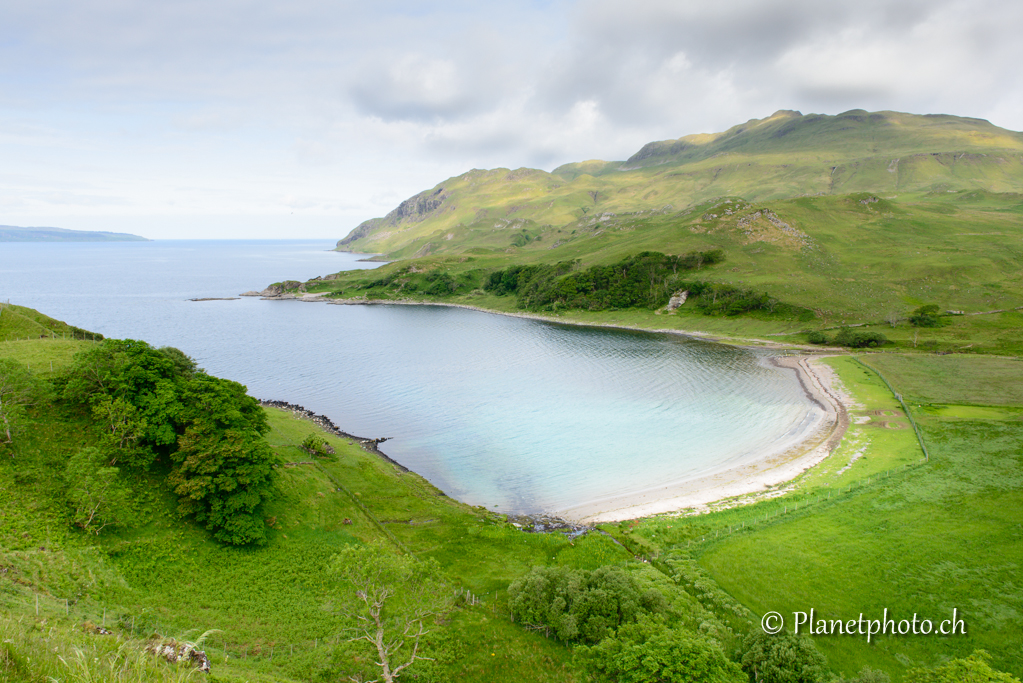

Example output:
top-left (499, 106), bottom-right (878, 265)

top-left (0, 240), bottom-right (820, 514)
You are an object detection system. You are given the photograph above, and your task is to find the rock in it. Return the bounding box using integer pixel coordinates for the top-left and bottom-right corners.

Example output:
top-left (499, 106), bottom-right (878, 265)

top-left (666, 290), bottom-right (689, 311)
top-left (258, 281), bottom-right (306, 298)
top-left (239, 291), bottom-right (262, 297)
top-left (145, 638), bottom-right (211, 673)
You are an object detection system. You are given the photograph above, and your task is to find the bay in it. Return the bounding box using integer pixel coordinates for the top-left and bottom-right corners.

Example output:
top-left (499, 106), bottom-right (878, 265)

top-left (0, 240), bottom-right (822, 515)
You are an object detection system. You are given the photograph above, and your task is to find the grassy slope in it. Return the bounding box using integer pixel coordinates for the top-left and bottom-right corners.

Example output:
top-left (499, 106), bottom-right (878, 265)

top-left (1, 331), bottom-right (735, 683)
top-left (302, 187), bottom-right (1023, 354)
top-left (606, 353), bottom-right (1023, 680)
top-left (311, 110), bottom-right (1023, 354)
top-left (338, 110), bottom-right (1023, 257)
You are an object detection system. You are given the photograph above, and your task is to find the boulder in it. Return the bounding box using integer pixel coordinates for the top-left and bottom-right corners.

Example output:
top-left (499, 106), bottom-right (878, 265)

top-left (666, 290), bottom-right (689, 311)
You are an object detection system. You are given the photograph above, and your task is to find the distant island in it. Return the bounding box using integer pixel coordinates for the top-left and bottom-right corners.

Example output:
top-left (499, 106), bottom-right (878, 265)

top-left (0, 225), bottom-right (149, 242)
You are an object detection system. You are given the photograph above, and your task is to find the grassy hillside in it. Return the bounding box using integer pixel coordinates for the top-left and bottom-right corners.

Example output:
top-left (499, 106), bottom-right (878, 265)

top-left (290, 186), bottom-right (1023, 354)
top-left (336, 110), bottom-right (1023, 259)
top-left (295, 110), bottom-right (1023, 355)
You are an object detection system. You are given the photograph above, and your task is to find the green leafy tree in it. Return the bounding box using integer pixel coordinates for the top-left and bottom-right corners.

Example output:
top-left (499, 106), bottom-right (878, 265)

top-left (58, 339), bottom-right (185, 452)
top-left (737, 631), bottom-right (829, 683)
top-left (168, 374), bottom-right (277, 545)
top-left (91, 395), bottom-right (148, 466)
top-left (331, 545), bottom-right (452, 683)
top-left (508, 565), bottom-right (659, 644)
top-left (64, 447), bottom-right (132, 534)
top-left (58, 339), bottom-right (278, 545)
top-left (904, 651), bottom-right (1020, 683)
top-left (909, 304), bottom-right (945, 328)
top-left (585, 620), bottom-right (745, 683)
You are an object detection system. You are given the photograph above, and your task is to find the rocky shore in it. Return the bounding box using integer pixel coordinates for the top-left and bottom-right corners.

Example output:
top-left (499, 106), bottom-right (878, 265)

top-left (257, 398), bottom-right (408, 473)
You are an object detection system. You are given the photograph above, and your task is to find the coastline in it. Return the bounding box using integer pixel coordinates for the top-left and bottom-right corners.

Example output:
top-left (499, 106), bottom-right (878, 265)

top-left (257, 295), bottom-right (853, 523)
top-left (269, 292), bottom-right (831, 351)
top-left (554, 355), bottom-right (849, 523)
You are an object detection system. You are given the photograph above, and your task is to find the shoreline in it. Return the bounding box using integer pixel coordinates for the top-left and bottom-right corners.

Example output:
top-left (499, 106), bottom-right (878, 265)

top-left (256, 295), bottom-right (853, 523)
top-left (266, 291), bottom-right (837, 351)
top-left (553, 355), bottom-right (849, 523)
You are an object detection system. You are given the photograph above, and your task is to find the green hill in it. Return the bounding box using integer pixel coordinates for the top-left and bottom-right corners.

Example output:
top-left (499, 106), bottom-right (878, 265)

top-left (293, 110), bottom-right (1023, 355)
top-left (336, 110), bottom-right (1023, 258)
top-left (0, 225), bottom-right (148, 242)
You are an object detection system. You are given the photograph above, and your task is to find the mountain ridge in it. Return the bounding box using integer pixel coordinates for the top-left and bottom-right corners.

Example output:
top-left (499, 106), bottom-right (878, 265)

top-left (336, 109), bottom-right (1023, 257)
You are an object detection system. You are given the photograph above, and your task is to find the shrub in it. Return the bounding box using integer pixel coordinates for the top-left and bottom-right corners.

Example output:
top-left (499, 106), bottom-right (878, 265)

top-left (736, 631), bottom-right (829, 683)
top-left (508, 565), bottom-right (663, 644)
top-left (909, 304), bottom-right (946, 328)
top-left (834, 327), bottom-right (888, 348)
top-left (806, 331), bottom-right (829, 345)
top-left (584, 620), bottom-right (744, 683)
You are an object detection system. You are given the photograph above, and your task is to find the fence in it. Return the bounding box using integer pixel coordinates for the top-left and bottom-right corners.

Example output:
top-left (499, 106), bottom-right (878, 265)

top-left (852, 356), bottom-right (930, 462)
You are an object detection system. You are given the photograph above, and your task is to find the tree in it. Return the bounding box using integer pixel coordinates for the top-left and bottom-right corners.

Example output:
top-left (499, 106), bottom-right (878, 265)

top-left (331, 546), bottom-right (451, 683)
top-left (737, 631), bottom-right (829, 683)
top-left (91, 395), bottom-right (148, 466)
top-left (909, 304), bottom-right (945, 328)
top-left (64, 447), bottom-right (132, 534)
top-left (0, 358), bottom-right (38, 449)
top-left (585, 620), bottom-right (745, 683)
top-left (904, 651), bottom-right (1020, 683)
top-left (59, 339), bottom-right (279, 545)
top-left (508, 565), bottom-right (660, 644)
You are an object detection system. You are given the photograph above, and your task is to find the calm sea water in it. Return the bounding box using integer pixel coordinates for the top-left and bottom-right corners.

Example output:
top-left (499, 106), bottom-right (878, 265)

top-left (0, 240), bottom-right (821, 515)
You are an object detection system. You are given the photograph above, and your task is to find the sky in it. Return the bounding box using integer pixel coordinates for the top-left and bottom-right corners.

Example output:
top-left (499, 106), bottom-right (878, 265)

top-left (1, 0), bottom-right (1021, 240)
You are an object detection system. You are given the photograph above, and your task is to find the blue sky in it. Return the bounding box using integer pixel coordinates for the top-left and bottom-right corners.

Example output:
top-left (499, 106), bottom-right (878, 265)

top-left (2, 0), bottom-right (1021, 239)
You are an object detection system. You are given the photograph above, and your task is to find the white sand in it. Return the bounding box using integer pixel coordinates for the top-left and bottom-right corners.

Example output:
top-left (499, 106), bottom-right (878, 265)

top-left (556, 355), bottom-right (849, 523)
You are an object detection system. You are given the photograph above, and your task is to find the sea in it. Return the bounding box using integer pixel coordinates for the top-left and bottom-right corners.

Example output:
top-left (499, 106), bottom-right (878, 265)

top-left (0, 239), bottom-right (822, 515)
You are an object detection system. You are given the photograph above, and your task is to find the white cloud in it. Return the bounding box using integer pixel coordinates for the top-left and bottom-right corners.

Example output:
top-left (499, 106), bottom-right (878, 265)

top-left (0, 0), bottom-right (1021, 238)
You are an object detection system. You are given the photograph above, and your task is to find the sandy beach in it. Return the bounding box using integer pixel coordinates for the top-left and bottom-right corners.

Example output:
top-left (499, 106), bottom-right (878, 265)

top-left (556, 355), bottom-right (849, 523)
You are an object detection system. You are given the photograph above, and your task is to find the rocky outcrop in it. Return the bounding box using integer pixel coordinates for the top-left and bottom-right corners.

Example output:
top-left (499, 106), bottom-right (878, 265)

top-left (337, 187), bottom-right (447, 248)
top-left (666, 290), bottom-right (689, 311)
top-left (257, 281), bottom-right (306, 298)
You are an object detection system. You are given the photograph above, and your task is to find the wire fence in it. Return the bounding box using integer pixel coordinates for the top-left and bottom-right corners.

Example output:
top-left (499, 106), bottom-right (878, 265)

top-left (853, 355), bottom-right (930, 461)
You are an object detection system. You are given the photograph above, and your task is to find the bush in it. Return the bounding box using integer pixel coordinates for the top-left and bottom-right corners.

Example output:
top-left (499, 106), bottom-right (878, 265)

top-left (806, 331), bottom-right (829, 345)
top-left (909, 304), bottom-right (946, 328)
top-left (508, 565), bottom-right (663, 644)
top-left (736, 631), bottom-right (829, 683)
top-left (834, 327), bottom-right (888, 348)
top-left (584, 620), bottom-right (744, 683)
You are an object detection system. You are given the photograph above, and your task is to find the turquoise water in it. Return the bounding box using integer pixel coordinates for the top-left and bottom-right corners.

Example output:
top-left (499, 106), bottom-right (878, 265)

top-left (0, 240), bottom-right (821, 515)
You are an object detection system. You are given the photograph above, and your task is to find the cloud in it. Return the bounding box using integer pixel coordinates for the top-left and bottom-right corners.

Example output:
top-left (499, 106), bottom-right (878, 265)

top-left (1, 0), bottom-right (1022, 237)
